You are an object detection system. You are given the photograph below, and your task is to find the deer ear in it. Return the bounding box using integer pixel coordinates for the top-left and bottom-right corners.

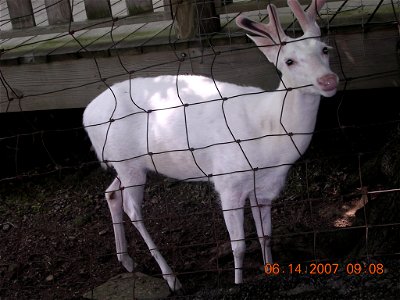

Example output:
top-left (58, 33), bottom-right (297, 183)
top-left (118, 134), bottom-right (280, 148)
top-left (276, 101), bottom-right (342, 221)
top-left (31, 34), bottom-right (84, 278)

top-left (236, 8), bottom-right (285, 44)
top-left (236, 16), bottom-right (270, 38)
top-left (246, 34), bottom-right (280, 65)
top-left (236, 5), bottom-right (287, 65)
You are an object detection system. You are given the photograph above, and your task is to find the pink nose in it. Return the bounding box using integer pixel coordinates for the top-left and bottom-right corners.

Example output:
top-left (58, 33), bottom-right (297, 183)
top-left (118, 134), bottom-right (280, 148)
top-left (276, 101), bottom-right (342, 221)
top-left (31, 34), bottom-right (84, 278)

top-left (317, 74), bottom-right (338, 91)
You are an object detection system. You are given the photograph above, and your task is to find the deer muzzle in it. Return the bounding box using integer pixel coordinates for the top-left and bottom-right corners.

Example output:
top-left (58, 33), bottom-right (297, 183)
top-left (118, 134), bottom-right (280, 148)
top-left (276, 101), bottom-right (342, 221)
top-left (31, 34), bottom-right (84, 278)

top-left (317, 74), bottom-right (338, 92)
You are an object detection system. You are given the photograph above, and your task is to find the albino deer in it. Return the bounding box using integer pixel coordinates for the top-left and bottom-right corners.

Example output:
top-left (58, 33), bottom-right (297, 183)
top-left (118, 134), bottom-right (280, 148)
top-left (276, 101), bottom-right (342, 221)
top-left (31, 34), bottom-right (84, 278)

top-left (83, 0), bottom-right (338, 291)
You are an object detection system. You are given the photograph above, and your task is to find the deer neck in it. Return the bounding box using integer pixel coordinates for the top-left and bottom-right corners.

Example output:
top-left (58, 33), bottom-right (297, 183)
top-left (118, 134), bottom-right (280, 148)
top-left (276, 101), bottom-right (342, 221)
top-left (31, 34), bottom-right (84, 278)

top-left (276, 81), bottom-right (321, 131)
top-left (273, 82), bottom-right (321, 155)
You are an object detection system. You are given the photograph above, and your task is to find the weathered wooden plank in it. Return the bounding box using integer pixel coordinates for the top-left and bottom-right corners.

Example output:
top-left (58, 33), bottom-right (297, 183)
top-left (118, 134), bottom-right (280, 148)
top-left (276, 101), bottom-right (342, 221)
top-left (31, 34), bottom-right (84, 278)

top-left (0, 38), bottom-right (11, 46)
top-left (126, 0), bottom-right (153, 15)
top-left (136, 21), bottom-right (174, 48)
top-left (0, 35), bottom-right (36, 51)
top-left (0, 20), bottom-right (172, 60)
top-left (112, 20), bottom-right (172, 49)
top-left (84, 0), bottom-right (112, 20)
top-left (39, 30), bottom-right (89, 56)
top-left (6, 0), bottom-right (36, 29)
top-left (45, 28), bottom-right (113, 56)
top-left (0, 33), bottom-right (66, 61)
top-left (44, 26), bottom-right (139, 57)
top-left (76, 25), bottom-right (139, 53)
top-left (44, 0), bottom-right (72, 25)
top-left (0, 11), bottom-right (170, 39)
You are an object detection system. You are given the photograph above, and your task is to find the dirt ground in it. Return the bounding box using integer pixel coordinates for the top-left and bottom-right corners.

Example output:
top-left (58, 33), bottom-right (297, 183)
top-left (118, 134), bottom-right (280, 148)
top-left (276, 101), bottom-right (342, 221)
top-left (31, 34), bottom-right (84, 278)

top-left (0, 161), bottom-right (399, 299)
top-left (0, 90), bottom-right (399, 299)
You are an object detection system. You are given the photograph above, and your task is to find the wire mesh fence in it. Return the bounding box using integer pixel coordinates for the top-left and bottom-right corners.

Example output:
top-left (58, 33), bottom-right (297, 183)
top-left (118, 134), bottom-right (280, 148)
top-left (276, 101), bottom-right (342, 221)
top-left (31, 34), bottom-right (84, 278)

top-left (0, 0), bottom-right (399, 298)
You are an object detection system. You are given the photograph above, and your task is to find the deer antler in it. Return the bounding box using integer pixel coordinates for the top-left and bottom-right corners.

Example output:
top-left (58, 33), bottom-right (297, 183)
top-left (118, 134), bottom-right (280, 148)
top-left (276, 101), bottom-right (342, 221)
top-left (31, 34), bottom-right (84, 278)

top-left (288, 0), bottom-right (325, 36)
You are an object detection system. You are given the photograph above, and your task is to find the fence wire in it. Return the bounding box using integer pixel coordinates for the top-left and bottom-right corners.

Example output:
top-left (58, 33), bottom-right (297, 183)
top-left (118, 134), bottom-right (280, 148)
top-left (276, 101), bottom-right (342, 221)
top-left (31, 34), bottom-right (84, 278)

top-left (0, 0), bottom-right (400, 298)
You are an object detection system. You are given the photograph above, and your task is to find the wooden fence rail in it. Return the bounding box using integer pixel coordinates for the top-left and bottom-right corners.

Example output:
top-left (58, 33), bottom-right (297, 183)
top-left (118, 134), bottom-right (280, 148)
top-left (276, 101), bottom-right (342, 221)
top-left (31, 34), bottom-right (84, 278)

top-left (4, 0), bottom-right (163, 28)
top-left (2, 0), bottom-right (343, 39)
top-left (3, 0), bottom-right (225, 39)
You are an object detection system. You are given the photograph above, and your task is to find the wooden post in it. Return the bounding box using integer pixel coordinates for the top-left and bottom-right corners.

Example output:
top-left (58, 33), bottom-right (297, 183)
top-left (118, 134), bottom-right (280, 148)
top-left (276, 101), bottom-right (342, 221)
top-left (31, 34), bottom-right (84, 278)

top-left (84, 0), bottom-right (112, 20)
top-left (125, 0), bottom-right (153, 15)
top-left (6, 0), bottom-right (36, 29)
top-left (171, 0), bottom-right (221, 39)
top-left (45, 0), bottom-right (72, 25)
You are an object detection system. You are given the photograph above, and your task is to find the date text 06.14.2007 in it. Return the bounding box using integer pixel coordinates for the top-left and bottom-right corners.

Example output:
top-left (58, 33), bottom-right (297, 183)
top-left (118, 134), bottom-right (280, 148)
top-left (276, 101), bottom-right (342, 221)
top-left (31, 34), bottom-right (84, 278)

top-left (264, 263), bottom-right (384, 276)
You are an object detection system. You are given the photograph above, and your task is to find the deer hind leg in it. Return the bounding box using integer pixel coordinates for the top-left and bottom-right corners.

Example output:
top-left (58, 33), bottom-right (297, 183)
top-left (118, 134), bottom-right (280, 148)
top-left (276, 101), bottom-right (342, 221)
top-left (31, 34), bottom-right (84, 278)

top-left (120, 174), bottom-right (182, 291)
top-left (249, 193), bottom-right (273, 265)
top-left (219, 189), bottom-right (247, 284)
top-left (106, 178), bottom-right (135, 272)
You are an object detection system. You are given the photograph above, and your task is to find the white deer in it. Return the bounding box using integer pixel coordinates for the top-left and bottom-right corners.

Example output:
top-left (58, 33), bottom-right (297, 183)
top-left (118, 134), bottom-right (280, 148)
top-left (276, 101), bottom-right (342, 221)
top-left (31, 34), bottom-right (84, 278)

top-left (83, 0), bottom-right (338, 291)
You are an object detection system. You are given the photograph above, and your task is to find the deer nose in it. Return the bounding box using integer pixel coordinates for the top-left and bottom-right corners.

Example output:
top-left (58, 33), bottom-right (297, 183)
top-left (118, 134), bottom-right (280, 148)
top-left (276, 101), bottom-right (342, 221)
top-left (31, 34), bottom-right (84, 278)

top-left (317, 74), bottom-right (338, 91)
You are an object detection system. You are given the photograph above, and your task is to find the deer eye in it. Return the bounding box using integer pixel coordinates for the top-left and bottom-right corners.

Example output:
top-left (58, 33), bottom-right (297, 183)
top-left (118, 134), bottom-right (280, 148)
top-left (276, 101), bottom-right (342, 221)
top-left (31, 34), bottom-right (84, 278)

top-left (322, 47), bottom-right (329, 54)
top-left (286, 59), bottom-right (294, 66)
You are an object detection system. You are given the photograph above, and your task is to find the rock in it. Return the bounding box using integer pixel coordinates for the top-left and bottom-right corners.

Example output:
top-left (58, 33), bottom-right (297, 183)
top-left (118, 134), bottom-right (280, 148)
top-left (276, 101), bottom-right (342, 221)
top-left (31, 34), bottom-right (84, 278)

top-left (2, 223), bottom-right (11, 231)
top-left (45, 274), bottom-right (54, 282)
top-left (98, 229), bottom-right (108, 236)
top-left (83, 272), bottom-right (170, 300)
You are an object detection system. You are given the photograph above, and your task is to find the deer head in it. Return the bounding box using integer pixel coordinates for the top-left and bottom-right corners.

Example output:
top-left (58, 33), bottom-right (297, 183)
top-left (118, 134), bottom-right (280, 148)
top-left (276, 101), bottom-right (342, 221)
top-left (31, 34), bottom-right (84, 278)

top-left (236, 0), bottom-right (338, 97)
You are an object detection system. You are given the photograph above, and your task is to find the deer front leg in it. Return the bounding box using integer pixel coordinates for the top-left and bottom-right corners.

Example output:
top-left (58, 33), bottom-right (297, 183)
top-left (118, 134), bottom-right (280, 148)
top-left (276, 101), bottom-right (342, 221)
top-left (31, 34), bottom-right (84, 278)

top-left (220, 190), bottom-right (247, 284)
top-left (249, 193), bottom-right (273, 265)
top-left (105, 178), bottom-right (135, 272)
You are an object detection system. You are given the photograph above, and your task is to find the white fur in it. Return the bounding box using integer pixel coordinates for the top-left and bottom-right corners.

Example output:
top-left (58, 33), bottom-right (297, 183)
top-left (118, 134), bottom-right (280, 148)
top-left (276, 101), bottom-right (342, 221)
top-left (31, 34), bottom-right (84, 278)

top-left (83, 0), bottom-right (337, 291)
